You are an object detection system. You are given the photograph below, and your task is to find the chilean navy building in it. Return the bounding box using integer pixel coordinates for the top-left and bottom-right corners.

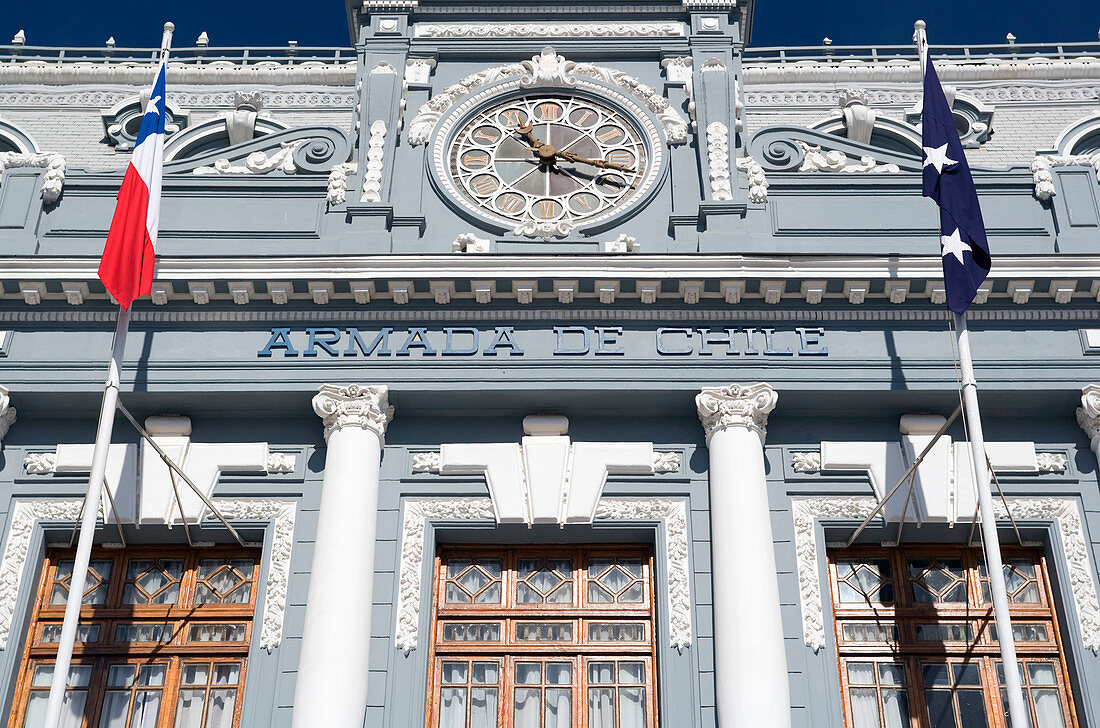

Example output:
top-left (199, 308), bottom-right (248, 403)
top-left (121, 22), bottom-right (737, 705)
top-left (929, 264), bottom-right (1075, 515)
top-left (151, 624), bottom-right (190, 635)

top-left (0, 1), bottom-right (1098, 727)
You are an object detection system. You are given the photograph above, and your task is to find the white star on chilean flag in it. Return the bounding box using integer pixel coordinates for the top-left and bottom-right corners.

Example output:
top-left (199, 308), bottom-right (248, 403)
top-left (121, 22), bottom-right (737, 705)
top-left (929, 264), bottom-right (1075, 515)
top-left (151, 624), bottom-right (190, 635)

top-left (98, 61), bottom-right (167, 309)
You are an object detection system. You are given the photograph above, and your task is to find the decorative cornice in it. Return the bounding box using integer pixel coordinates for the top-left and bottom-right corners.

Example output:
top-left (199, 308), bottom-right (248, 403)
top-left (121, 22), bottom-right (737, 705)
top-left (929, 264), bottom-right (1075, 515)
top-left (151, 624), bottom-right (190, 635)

top-left (744, 85), bottom-right (1100, 106)
top-left (395, 496), bottom-right (691, 652)
top-left (0, 385), bottom-right (15, 442)
top-left (793, 495), bottom-right (1100, 654)
top-left (312, 383), bottom-right (393, 441)
top-left (407, 47), bottom-right (687, 147)
top-left (1077, 384), bottom-right (1100, 451)
top-left (413, 22), bottom-right (685, 38)
top-left (0, 497), bottom-right (294, 650)
top-left (0, 89), bottom-right (355, 109)
top-left (743, 58), bottom-right (1100, 86)
top-left (696, 383), bottom-right (778, 443)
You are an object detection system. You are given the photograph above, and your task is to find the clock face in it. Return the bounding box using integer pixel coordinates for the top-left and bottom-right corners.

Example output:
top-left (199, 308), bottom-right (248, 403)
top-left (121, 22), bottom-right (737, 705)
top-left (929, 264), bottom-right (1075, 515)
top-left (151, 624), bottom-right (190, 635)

top-left (445, 94), bottom-right (653, 231)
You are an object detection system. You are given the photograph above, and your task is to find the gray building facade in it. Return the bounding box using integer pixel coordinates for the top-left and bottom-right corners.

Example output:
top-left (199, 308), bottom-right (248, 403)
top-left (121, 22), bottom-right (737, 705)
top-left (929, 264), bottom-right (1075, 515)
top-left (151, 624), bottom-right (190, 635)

top-left (0, 2), bottom-right (1098, 727)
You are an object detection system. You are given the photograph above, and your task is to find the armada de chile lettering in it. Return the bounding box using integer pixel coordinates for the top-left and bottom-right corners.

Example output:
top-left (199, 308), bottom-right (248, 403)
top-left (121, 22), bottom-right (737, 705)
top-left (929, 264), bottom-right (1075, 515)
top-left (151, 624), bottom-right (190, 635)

top-left (257, 326), bottom-right (829, 358)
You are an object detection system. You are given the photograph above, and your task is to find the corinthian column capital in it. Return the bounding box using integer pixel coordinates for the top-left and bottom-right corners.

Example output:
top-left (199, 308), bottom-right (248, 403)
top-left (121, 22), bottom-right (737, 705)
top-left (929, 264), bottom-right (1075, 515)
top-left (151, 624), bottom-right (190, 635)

top-left (1077, 384), bottom-right (1100, 448)
top-left (312, 384), bottom-right (393, 440)
top-left (0, 385), bottom-right (16, 442)
top-left (696, 383), bottom-right (778, 443)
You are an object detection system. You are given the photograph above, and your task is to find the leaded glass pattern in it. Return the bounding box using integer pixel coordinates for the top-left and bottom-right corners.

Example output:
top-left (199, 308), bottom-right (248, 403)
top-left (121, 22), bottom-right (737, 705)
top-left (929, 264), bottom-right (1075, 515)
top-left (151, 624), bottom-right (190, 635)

top-left (12, 548), bottom-right (257, 728)
top-left (829, 547), bottom-right (1080, 728)
top-left (429, 548), bottom-right (657, 728)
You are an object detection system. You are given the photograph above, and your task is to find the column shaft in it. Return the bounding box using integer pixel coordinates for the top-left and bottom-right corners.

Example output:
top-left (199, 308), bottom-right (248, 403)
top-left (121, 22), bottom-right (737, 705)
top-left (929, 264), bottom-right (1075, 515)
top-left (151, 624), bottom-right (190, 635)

top-left (293, 384), bottom-right (393, 728)
top-left (697, 384), bottom-right (791, 728)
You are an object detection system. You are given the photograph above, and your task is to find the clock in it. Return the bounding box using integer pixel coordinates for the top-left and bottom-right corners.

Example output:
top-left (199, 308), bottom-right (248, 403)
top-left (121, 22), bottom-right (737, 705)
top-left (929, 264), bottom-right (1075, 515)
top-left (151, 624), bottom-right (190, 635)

top-left (432, 89), bottom-right (664, 237)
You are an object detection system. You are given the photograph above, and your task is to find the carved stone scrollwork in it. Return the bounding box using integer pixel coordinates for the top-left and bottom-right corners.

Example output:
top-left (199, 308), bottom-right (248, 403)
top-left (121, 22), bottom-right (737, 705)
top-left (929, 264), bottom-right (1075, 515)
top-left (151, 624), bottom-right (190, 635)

top-left (651, 451), bottom-right (681, 472)
top-left (165, 126), bottom-right (353, 176)
top-left (748, 126), bottom-right (927, 175)
top-left (695, 383), bottom-right (778, 442)
top-left (0, 385), bottom-right (15, 441)
top-left (411, 452), bottom-right (441, 473)
top-left (1032, 153), bottom-right (1100, 200)
top-left (793, 496), bottom-right (1100, 653)
top-left (0, 497), bottom-right (295, 650)
top-left (1077, 384), bottom-right (1100, 451)
top-left (791, 451), bottom-right (822, 473)
top-left (735, 156), bottom-right (769, 203)
top-left (0, 152), bottom-right (65, 205)
top-left (23, 453), bottom-right (56, 474)
top-left (326, 162), bottom-right (357, 205)
top-left (312, 384), bottom-right (393, 441)
top-left (407, 48), bottom-right (688, 147)
top-left (395, 497), bottom-right (692, 652)
top-left (1035, 453), bottom-right (1068, 473)
top-left (265, 452), bottom-right (296, 473)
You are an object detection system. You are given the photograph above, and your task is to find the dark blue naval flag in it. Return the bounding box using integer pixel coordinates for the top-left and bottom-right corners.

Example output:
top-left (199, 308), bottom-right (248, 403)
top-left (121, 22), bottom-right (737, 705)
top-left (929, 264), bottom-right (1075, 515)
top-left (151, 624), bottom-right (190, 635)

top-left (921, 58), bottom-right (991, 314)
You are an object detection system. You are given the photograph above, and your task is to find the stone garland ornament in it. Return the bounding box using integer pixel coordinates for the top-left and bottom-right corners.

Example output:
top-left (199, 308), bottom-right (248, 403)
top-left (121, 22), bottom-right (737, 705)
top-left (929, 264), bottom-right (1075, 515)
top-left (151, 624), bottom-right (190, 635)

top-left (194, 140), bottom-right (303, 175)
top-left (1031, 152), bottom-right (1100, 201)
top-left (361, 121), bottom-right (387, 203)
top-left (407, 47), bottom-right (688, 147)
top-left (0, 385), bottom-right (15, 441)
top-left (395, 497), bottom-right (692, 652)
top-left (735, 156), bottom-right (769, 203)
top-left (661, 57), bottom-right (695, 130)
top-left (0, 152), bottom-right (65, 205)
top-left (794, 140), bottom-right (900, 173)
top-left (792, 496), bottom-right (1100, 653)
top-left (706, 123), bottom-right (733, 201)
top-left (1077, 384), bottom-right (1100, 452)
top-left (311, 383), bottom-right (393, 441)
top-left (0, 498), bottom-right (295, 651)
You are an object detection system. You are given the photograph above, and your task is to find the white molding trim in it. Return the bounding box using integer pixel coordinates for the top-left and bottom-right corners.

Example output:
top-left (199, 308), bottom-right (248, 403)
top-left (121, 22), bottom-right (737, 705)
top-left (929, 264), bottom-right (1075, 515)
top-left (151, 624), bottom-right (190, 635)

top-left (0, 64), bottom-right (356, 87)
top-left (395, 496), bottom-right (692, 652)
top-left (413, 22), bottom-right (685, 38)
top-left (743, 59), bottom-right (1100, 86)
top-left (0, 497), bottom-right (295, 651)
top-left (791, 496), bottom-right (1100, 653)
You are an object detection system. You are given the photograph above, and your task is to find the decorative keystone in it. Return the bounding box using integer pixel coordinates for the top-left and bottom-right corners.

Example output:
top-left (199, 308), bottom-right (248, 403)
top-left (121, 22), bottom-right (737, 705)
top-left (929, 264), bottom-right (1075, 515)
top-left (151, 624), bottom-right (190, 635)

top-left (696, 383), bottom-right (778, 443)
top-left (312, 384), bottom-right (393, 441)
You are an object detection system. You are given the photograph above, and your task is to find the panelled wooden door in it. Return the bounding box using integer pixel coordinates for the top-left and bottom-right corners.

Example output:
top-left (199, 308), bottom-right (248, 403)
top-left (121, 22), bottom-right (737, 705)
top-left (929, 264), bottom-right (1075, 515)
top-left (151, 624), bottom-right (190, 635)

top-left (10, 547), bottom-right (259, 728)
top-left (426, 547), bottom-right (659, 728)
top-left (828, 546), bottom-right (1079, 728)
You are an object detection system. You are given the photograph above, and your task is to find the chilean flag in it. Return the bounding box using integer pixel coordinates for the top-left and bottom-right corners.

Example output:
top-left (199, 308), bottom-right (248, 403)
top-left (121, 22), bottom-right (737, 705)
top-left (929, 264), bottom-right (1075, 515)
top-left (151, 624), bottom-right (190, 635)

top-left (98, 62), bottom-right (166, 309)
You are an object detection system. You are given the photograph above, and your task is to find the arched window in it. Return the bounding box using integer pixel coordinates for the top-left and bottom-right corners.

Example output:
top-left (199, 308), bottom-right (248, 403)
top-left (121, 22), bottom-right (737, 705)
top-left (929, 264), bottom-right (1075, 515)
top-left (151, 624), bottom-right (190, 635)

top-left (1047, 113), bottom-right (1100, 157)
top-left (0, 119), bottom-right (41, 154)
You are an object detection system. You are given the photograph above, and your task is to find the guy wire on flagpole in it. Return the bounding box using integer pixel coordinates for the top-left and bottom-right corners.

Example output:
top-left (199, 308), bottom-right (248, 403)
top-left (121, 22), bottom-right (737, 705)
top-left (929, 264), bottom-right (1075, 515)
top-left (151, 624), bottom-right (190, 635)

top-left (40, 22), bottom-right (174, 728)
top-left (915, 20), bottom-right (1032, 728)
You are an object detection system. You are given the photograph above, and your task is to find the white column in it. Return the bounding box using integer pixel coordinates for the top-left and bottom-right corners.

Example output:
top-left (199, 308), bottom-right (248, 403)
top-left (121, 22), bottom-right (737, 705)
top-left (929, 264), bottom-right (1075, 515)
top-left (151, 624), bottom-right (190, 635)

top-left (1077, 384), bottom-right (1100, 463)
top-left (292, 384), bottom-right (393, 728)
top-left (696, 383), bottom-right (791, 728)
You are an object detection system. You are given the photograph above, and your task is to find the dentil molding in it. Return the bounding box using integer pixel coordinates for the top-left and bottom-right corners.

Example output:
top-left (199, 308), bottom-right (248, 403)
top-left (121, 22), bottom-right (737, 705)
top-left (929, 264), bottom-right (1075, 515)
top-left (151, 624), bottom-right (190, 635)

top-left (312, 383), bottom-right (393, 440)
top-left (695, 383), bottom-right (778, 443)
top-left (0, 497), bottom-right (295, 651)
top-left (394, 496), bottom-right (692, 652)
top-left (791, 496), bottom-right (1100, 653)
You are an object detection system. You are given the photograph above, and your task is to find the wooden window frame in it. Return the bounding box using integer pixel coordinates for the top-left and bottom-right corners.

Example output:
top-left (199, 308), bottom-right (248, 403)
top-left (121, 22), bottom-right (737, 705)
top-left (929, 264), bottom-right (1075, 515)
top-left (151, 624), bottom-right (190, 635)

top-left (829, 545), bottom-right (1080, 728)
top-left (427, 546), bottom-right (660, 728)
top-left (9, 546), bottom-right (260, 728)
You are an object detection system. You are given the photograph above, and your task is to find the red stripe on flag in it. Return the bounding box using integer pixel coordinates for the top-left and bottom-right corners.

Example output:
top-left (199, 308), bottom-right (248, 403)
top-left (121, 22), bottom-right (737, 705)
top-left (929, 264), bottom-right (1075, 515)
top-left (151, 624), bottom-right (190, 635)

top-left (98, 164), bottom-right (155, 309)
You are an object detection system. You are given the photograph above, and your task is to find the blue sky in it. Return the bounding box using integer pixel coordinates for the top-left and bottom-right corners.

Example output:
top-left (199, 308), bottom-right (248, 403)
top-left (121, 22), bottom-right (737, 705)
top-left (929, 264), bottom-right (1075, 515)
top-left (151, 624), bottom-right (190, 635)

top-left (3, 1), bottom-right (1099, 48)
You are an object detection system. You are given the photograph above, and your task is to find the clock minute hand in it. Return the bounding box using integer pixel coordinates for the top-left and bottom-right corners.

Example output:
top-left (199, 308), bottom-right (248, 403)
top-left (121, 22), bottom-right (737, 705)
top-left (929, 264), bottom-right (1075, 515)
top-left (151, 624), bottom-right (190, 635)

top-left (554, 148), bottom-right (636, 175)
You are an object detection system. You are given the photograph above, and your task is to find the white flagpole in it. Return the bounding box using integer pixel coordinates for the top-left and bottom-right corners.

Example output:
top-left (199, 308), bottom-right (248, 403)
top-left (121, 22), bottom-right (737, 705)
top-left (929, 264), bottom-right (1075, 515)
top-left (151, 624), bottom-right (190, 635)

top-left (915, 20), bottom-right (1032, 728)
top-left (41, 23), bottom-right (173, 728)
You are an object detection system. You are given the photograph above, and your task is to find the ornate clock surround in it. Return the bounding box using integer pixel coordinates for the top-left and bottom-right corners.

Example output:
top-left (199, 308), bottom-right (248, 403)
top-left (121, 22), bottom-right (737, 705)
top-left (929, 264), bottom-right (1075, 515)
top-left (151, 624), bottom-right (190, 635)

top-left (430, 78), bottom-right (667, 238)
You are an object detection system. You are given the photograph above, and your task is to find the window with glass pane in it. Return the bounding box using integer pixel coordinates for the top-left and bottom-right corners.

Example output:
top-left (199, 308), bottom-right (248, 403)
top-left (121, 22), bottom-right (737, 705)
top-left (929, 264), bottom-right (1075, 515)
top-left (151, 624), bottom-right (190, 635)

top-left (829, 547), bottom-right (1080, 728)
top-left (11, 548), bottom-right (258, 728)
top-left (428, 547), bottom-right (657, 728)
